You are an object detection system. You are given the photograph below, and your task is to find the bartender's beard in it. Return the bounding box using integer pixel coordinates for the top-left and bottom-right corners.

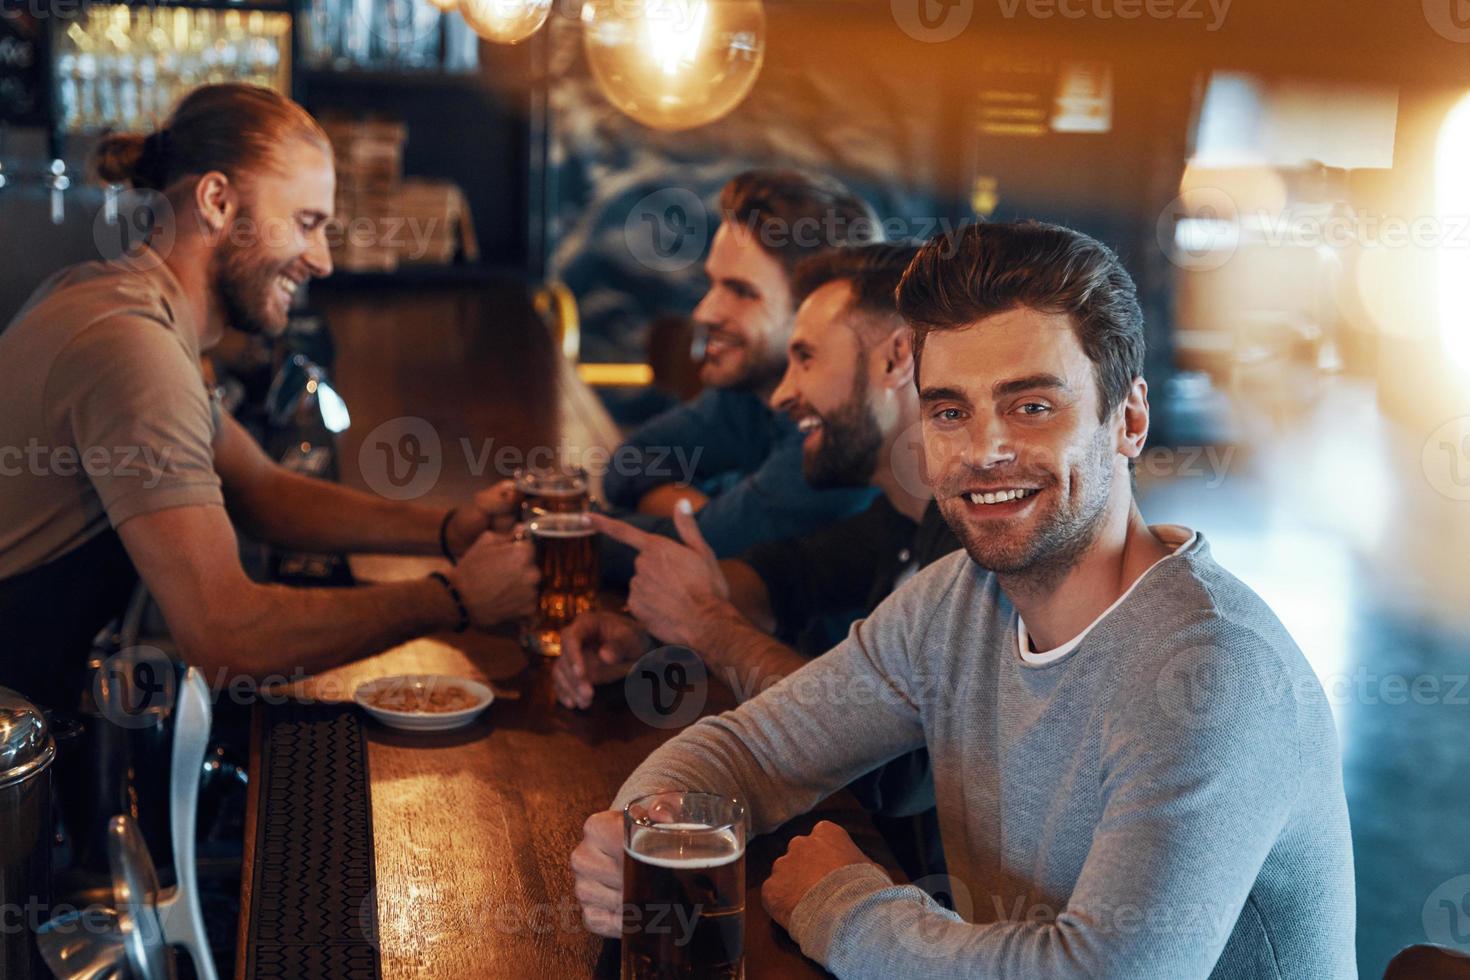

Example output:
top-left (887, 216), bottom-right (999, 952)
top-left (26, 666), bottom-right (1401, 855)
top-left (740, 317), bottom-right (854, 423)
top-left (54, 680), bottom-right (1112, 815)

top-left (213, 226), bottom-right (292, 337)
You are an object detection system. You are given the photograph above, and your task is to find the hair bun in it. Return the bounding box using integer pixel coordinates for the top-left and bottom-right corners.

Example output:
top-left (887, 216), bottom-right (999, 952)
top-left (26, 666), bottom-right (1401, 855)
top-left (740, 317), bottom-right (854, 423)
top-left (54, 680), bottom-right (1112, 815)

top-left (91, 130), bottom-right (168, 190)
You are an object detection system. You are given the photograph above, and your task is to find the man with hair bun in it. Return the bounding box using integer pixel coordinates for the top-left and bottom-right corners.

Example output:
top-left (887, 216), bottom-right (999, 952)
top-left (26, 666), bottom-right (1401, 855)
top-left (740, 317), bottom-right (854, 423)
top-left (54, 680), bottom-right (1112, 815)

top-left (0, 83), bottom-right (538, 710)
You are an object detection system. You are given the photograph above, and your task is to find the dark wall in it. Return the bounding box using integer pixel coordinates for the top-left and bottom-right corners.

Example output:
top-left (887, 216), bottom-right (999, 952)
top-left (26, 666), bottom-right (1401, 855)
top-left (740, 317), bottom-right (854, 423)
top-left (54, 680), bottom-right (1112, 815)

top-left (541, 4), bottom-right (1193, 441)
top-left (0, 129), bottom-right (107, 325)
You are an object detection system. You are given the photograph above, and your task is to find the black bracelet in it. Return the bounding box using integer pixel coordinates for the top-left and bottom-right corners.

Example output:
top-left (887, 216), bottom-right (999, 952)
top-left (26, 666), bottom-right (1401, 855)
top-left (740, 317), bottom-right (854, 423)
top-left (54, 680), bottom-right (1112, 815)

top-left (439, 508), bottom-right (458, 565)
top-left (427, 571), bottom-right (469, 633)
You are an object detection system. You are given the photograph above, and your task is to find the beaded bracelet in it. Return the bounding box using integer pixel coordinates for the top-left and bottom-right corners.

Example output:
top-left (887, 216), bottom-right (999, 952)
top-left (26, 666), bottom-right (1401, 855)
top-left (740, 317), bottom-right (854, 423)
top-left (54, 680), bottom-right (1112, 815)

top-left (427, 571), bottom-right (469, 633)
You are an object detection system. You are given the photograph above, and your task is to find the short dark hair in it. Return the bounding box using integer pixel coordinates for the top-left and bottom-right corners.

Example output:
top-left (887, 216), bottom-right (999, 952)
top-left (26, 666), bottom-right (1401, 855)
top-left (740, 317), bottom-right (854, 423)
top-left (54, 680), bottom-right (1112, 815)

top-left (719, 170), bottom-right (883, 283)
top-left (897, 221), bottom-right (1145, 421)
top-left (793, 242), bottom-right (922, 344)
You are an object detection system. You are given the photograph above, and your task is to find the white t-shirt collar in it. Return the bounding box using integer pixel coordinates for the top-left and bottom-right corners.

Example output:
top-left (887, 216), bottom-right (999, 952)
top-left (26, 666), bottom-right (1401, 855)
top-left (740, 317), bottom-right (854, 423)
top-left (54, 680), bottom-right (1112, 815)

top-left (1016, 525), bottom-right (1198, 667)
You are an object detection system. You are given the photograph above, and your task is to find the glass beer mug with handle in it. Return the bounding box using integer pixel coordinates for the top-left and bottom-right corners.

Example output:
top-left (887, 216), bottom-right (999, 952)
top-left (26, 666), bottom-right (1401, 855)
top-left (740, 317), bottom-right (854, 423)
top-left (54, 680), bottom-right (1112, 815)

top-left (514, 462), bottom-right (590, 521)
top-left (622, 792), bottom-right (747, 980)
top-left (522, 509), bottom-right (598, 657)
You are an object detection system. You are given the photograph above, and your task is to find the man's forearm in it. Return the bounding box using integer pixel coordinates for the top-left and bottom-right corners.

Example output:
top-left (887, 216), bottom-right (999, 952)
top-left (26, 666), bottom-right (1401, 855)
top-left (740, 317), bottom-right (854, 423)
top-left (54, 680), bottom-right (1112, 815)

top-left (690, 600), bottom-right (808, 703)
top-left (231, 467), bottom-right (445, 555)
top-left (185, 575), bottom-right (460, 684)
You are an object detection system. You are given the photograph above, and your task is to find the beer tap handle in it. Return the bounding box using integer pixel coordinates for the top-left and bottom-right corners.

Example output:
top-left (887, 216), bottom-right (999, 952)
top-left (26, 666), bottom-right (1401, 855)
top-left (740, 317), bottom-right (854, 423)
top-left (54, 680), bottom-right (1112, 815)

top-left (155, 667), bottom-right (220, 980)
top-left (46, 128), bottom-right (70, 225)
top-left (47, 158), bottom-right (72, 225)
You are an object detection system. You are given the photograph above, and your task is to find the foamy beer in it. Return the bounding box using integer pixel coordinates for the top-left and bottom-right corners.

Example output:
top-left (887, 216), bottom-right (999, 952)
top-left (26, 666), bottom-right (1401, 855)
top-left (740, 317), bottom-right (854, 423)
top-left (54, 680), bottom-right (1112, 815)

top-left (525, 510), bottom-right (598, 657)
top-left (622, 793), bottom-right (746, 980)
top-left (515, 463), bottom-right (590, 521)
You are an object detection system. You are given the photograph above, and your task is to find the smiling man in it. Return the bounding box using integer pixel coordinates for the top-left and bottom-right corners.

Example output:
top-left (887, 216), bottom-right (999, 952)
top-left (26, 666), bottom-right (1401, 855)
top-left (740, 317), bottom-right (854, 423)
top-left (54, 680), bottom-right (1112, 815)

top-left (599, 171), bottom-right (882, 578)
top-left (0, 84), bottom-right (537, 711)
top-left (571, 222), bottom-right (1355, 978)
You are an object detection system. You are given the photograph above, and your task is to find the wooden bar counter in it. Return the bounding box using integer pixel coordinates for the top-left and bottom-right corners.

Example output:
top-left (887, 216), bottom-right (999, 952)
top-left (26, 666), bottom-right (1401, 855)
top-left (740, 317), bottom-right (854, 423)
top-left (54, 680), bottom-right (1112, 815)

top-left (236, 555), bottom-right (897, 979)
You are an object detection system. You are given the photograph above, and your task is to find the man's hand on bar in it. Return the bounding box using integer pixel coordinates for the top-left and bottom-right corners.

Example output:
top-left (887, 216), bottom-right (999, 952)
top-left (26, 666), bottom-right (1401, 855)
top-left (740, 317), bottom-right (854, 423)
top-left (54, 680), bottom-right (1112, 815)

top-left (762, 821), bottom-right (887, 932)
top-left (449, 532), bottom-right (539, 626)
top-left (591, 502), bottom-right (734, 650)
top-left (554, 611), bottom-right (652, 709)
top-left (571, 810), bottom-right (625, 938)
top-left (443, 479), bottom-right (522, 560)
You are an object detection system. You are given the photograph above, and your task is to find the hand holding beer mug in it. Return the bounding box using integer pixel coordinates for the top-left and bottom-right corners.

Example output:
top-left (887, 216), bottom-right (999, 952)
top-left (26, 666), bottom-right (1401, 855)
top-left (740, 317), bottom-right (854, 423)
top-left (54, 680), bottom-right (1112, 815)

top-left (621, 793), bottom-right (747, 980)
top-left (451, 532), bottom-right (539, 625)
top-left (515, 460), bottom-right (600, 656)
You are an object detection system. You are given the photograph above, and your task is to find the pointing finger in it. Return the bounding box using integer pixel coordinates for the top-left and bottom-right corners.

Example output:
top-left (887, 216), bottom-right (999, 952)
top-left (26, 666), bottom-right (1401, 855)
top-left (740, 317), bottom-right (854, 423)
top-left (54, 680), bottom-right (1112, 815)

top-left (588, 512), bottom-right (663, 552)
top-left (671, 498), bottom-right (715, 561)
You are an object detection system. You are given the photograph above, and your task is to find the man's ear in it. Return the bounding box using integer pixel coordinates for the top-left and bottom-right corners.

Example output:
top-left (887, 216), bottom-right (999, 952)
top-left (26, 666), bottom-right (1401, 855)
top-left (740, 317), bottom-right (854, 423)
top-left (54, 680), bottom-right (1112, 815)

top-left (1116, 376), bottom-right (1150, 461)
top-left (878, 325), bottom-right (915, 390)
top-left (192, 171), bottom-right (236, 241)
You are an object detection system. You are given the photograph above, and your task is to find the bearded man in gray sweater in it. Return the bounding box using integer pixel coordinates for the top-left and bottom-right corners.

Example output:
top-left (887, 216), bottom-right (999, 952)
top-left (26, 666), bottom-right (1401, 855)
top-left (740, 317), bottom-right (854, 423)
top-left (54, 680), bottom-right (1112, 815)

top-left (571, 221), bottom-right (1355, 979)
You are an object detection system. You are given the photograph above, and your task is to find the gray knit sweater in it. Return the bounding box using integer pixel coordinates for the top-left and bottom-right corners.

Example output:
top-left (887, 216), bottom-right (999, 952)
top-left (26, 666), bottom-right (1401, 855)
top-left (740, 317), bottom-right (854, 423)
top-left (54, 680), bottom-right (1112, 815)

top-left (614, 531), bottom-right (1356, 979)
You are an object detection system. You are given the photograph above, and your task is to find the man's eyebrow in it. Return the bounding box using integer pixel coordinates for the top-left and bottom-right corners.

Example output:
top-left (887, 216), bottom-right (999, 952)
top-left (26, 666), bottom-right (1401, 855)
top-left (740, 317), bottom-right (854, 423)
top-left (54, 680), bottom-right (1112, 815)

top-left (919, 385), bottom-right (971, 404)
top-left (720, 275), bottom-right (759, 295)
top-left (992, 373), bottom-right (1070, 398)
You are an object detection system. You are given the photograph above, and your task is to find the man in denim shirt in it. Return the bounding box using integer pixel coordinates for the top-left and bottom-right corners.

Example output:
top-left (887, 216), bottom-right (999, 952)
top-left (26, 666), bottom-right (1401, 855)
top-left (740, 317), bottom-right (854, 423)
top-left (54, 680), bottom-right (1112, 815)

top-left (601, 171), bottom-right (882, 580)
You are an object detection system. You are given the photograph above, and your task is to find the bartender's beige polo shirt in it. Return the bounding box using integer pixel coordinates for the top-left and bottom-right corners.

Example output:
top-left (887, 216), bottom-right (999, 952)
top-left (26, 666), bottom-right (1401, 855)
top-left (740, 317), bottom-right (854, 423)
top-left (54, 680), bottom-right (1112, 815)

top-left (0, 256), bottom-right (223, 578)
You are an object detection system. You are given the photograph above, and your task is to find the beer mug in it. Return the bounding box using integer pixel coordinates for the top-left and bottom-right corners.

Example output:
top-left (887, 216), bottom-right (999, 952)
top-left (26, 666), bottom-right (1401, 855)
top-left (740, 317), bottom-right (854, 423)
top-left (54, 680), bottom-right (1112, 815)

top-left (523, 510), bottom-right (598, 657)
top-left (622, 792), bottom-right (746, 980)
top-left (514, 462), bottom-right (590, 521)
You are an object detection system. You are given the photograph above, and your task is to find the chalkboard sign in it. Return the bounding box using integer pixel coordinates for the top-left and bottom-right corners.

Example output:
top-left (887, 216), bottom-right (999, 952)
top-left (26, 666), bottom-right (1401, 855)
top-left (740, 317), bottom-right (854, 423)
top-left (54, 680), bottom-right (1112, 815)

top-left (0, 1), bottom-right (51, 127)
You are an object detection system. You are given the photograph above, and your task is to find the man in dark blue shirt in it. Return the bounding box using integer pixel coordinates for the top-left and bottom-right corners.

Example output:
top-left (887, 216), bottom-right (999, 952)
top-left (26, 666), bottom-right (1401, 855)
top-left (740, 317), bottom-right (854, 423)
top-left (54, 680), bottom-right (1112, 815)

top-left (601, 171), bottom-right (883, 579)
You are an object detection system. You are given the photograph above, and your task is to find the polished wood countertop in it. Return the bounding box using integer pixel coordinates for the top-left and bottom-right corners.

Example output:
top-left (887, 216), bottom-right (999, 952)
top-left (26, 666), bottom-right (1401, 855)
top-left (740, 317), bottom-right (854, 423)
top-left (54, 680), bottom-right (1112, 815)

top-left (236, 555), bottom-right (896, 979)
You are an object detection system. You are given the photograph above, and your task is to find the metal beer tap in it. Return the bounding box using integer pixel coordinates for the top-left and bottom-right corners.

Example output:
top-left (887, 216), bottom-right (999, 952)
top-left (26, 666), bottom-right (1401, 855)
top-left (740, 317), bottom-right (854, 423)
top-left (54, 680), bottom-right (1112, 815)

top-left (45, 128), bottom-right (70, 225)
top-left (46, 158), bottom-right (71, 225)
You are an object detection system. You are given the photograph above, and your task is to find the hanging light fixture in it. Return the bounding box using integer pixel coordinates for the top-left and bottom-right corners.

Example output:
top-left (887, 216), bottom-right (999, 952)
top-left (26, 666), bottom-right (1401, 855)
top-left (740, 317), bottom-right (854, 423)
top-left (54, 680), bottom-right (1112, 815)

top-left (581, 0), bottom-right (766, 132)
top-left (460, 0), bottom-right (552, 44)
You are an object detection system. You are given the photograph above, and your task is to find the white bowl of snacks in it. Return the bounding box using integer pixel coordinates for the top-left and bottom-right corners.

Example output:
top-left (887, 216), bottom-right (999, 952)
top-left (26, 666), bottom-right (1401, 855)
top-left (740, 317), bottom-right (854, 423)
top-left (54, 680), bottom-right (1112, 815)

top-left (353, 674), bottom-right (494, 732)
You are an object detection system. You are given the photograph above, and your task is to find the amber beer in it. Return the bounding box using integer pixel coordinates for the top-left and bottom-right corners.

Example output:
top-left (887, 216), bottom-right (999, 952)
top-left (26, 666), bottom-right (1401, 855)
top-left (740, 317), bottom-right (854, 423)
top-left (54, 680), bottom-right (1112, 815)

top-left (622, 794), bottom-right (746, 980)
top-left (515, 464), bottom-right (589, 520)
top-left (526, 511), bottom-right (597, 657)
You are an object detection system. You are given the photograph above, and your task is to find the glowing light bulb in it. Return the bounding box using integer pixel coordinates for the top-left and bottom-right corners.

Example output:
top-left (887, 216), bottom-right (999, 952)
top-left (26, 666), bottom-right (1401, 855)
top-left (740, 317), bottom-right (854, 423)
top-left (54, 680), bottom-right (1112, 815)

top-left (582, 0), bottom-right (766, 132)
top-left (459, 0), bottom-right (551, 44)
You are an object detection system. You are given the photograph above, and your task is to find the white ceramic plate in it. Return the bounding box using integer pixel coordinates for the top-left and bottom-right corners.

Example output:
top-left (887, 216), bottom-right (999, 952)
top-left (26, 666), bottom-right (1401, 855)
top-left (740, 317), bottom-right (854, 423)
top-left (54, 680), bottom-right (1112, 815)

top-left (353, 674), bottom-right (494, 732)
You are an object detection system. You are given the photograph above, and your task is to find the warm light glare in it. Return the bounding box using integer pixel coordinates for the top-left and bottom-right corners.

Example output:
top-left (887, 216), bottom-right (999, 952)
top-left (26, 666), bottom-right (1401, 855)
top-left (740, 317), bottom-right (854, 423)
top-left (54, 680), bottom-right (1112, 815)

top-left (427, 0), bottom-right (458, 12)
top-left (582, 0), bottom-right (766, 132)
top-left (1435, 91), bottom-right (1470, 373)
top-left (458, 0), bottom-right (551, 44)
top-left (646, 0), bottom-right (709, 76)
